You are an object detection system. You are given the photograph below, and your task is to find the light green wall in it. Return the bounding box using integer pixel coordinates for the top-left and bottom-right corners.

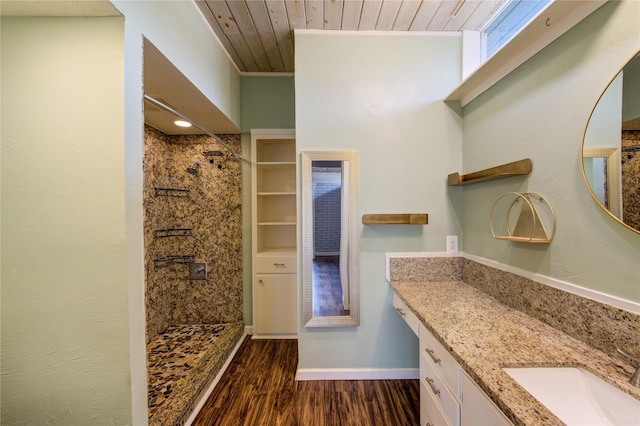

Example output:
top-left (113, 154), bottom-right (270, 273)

top-left (295, 31), bottom-right (463, 370)
top-left (239, 75), bottom-right (296, 325)
top-left (584, 74), bottom-right (622, 149)
top-left (240, 75), bottom-right (295, 131)
top-left (1, 17), bottom-right (131, 424)
top-left (110, 2), bottom-right (243, 422)
top-left (461, 0), bottom-right (640, 302)
top-left (1, 1), bottom-right (242, 424)
top-left (622, 54), bottom-right (640, 123)
top-left (111, 0), bottom-right (241, 127)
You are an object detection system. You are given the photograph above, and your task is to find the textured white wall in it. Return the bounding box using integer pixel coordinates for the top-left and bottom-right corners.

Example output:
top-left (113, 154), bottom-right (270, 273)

top-left (1, 17), bottom-right (130, 424)
top-left (461, 0), bottom-right (640, 302)
top-left (295, 31), bottom-right (463, 371)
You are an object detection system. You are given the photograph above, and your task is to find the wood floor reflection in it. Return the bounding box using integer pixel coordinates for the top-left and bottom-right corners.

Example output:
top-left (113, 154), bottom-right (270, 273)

top-left (312, 256), bottom-right (348, 316)
top-left (192, 337), bottom-right (420, 426)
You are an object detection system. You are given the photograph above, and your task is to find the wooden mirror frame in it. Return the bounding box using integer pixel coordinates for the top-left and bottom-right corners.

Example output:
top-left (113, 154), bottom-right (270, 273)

top-left (301, 151), bottom-right (360, 328)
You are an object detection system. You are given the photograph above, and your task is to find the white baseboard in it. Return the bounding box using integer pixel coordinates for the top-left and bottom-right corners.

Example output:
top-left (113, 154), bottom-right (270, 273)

top-left (184, 331), bottom-right (247, 426)
top-left (252, 334), bottom-right (298, 339)
top-left (296, 368), bottom-right (419, 381)
top-left (244, 325), bottom-right (253, 335)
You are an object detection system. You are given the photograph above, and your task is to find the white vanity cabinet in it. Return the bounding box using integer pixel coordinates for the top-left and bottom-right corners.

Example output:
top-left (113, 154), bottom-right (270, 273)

top-left (251, 130), bottom-right (297, 337)
top-left (419, 323), bottom-right (461, 426)
top-left (393, 293), bottom-right (420, 336)
top-left (393, 293), bottom-right (512, 426)
top-left (460, 370), bottom-right (512, 426)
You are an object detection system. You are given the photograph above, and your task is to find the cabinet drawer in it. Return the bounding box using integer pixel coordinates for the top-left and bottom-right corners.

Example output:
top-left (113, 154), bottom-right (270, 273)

top-left (255, 255), bottom-right (297, 273)
top-left (420, 350), bottom-right (460, 426)
top-left (420, 323), bottom-right (460, 398)
top-left (393, 293), bottom-right (419, 337)
top-left (420, 378), bottom-right (452, 426)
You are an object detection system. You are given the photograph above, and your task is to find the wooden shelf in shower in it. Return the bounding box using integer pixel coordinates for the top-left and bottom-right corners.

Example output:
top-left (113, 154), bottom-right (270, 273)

top-left (362, 214), bottom-right (428, 225)
top-left (447, 158), bottom-right (532, 186)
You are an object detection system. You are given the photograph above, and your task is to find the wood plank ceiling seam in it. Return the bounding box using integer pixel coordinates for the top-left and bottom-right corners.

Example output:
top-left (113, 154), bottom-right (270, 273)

top-left (196, 0), bottom-right (509, 73)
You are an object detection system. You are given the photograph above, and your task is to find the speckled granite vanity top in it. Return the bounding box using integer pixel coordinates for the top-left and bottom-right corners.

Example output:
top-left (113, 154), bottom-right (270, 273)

top-left (391, 280), bottom-right (640, 425)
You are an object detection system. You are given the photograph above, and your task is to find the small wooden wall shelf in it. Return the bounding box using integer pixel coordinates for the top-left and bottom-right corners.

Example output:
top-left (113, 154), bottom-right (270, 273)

top-left (447, 158), bottom-right (532, 186)
top-left (490, 192), bottom-right (555, 243)
top-left (362, 214), bottom-right (428, 225)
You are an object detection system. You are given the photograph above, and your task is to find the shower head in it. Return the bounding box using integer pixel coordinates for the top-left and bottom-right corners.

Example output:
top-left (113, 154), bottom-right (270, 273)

top-left (186, 162), bottom-right (200, 176)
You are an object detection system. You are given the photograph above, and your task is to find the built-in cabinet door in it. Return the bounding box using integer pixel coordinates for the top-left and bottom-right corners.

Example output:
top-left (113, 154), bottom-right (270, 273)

top-left (254, 274), bottom-right (297, 335)
top-left (461, 371), bottom-right (512, 426)
top-left (252, 130), bottom-right (297, 337)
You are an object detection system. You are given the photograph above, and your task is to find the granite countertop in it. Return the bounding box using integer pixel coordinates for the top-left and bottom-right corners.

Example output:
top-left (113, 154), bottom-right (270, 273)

top-left (390, 280), bottom-right (640, 426)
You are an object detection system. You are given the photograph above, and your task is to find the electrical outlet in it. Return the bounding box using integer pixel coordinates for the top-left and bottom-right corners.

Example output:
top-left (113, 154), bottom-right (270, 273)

top-left (446, 235), bottom-right (458, 254)
top-left (190, 262), bottom-right (207, 280)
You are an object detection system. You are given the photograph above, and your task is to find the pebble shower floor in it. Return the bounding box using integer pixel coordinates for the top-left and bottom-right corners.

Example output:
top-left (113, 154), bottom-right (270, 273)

top-left (146, 322), bottom-right (244, 425)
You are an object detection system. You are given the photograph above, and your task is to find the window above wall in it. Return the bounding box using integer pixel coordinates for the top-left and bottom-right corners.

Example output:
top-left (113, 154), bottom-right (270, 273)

top-left (483, 0), bottom-right (553, 60)
top-left (446, 0), bottom-right (608, 107)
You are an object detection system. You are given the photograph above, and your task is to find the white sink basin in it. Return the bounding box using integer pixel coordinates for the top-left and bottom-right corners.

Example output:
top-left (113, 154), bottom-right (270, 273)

top-left (503, 367), bottom-right (640, 425)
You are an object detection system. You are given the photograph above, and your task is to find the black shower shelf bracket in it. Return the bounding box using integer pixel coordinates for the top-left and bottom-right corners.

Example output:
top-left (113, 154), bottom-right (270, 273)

top-left (153, 228), bottom-right (193, 238)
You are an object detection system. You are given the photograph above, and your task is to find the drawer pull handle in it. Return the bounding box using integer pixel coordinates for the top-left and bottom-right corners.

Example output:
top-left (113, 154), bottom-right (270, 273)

top-left (273, 263), bottom-right (286, 267)
top-left (425, 377), bottom-right (440, 395)
top-left (395, 307), bottom-right (406, 317)
top-left (425, 348), bottom-right (441, 364)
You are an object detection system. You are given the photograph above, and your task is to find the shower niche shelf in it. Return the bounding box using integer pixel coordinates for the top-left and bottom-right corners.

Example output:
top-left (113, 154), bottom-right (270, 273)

top-left (154, 228), bottom-right (193, 238)
top-left (154, 187), bottom-right (190, 197)
top-left (490, 192), bottom-right (555, 243)
top-left (154, 255), bottom-right (195, 267)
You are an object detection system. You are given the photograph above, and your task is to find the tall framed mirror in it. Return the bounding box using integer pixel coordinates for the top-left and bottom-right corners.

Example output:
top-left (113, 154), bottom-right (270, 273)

top-left (301, 151), bottom-right (360, 327)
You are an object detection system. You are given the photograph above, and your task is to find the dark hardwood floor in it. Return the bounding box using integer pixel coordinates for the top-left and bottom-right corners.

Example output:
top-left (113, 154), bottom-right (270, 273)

top-left (192, 337), bottom-right (420, 426)
top-left (312, 256), bottom-right (348, 316)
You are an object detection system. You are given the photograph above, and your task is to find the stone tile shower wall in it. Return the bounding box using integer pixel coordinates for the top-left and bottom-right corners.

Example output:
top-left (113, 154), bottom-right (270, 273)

top-left (622, 130), bottom-right (639, 230)
top-left (144, 125), bottom-right (242, 342)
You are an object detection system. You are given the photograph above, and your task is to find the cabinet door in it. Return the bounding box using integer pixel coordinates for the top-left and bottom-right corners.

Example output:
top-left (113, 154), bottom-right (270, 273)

top-left (255, 274), bottom-right (297, 335)
top-left (461, 371), bottom-right (512, 426)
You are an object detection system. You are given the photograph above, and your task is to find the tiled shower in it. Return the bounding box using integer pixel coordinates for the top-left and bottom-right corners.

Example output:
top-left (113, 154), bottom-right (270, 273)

top-left (143, 125), bottom-right (244, 424)
top-left (622, 130), bottom-right (640, 230)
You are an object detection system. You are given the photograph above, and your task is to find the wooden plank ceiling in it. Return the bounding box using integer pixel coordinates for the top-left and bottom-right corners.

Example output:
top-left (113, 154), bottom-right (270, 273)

top-left (196, 0), bottom-right (508, 73)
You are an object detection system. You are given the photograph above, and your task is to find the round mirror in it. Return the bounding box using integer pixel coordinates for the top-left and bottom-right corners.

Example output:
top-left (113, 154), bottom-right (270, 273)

top-left (581, 51), bottom-right (640, 234)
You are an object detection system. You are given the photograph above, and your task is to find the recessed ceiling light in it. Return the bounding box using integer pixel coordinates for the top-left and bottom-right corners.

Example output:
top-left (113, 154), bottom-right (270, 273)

top-left (174, 120), bottom-right (192, 128)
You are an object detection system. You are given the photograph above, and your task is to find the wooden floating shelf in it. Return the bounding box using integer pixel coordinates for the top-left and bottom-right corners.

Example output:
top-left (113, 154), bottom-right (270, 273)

top-left (447, 158), bottom-right (532, 186)
top-left (362, 214), bottom-right (428, 225)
